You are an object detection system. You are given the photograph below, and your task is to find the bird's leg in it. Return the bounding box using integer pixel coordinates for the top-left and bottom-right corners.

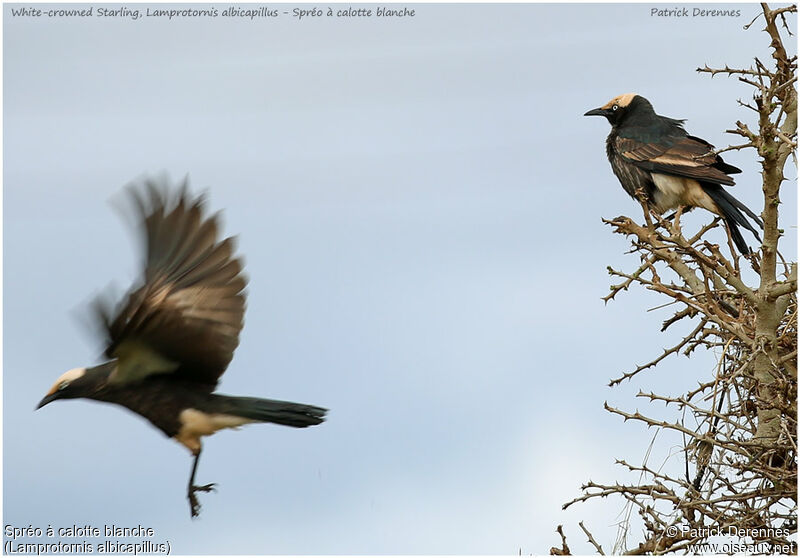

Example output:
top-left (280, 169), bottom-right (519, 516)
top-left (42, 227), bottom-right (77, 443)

top-left (634, 188), bottom-right (654, 228)
top-left (187, 450), bottom-right (216, 518)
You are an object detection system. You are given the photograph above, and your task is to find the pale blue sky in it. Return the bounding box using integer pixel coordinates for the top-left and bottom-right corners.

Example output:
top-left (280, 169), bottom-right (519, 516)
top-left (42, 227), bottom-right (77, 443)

top-left (4, 3), bottom-right (796, 554)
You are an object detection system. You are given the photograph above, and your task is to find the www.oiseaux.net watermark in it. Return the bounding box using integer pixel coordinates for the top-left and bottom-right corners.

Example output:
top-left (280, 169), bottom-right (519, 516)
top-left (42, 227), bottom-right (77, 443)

top-left (663, 525), bottom-right (795, 554)
top-left (688, 540), bottom-right (795, 553)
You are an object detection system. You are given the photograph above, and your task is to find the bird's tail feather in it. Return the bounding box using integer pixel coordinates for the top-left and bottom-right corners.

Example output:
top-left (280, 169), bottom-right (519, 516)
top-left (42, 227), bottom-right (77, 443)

top-left (702, 185), bottom-right (762, 254)
top-left (725, 218), bottom-right (751, 256)
top-left (216, 395), bottom-right (327, 427)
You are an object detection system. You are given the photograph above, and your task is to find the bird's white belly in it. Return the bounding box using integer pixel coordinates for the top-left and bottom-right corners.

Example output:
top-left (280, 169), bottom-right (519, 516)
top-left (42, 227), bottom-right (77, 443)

top-left (175, 408), bottom-right (254, 454)
top-left (651, 174), bottom-right (716, 214)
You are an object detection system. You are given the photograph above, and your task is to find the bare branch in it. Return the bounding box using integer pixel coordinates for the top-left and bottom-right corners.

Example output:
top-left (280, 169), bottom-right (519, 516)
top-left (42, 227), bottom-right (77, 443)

top-left (608, 321), bottom-right (706, 386)
top-left (579, 522), bottom-right (605, 555)
top-left (549, 525), bottom-right (571, 556)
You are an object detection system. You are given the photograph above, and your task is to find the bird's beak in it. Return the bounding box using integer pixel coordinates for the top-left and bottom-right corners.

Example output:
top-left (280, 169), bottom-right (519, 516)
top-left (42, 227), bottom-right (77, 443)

top-left (36, 392), bottom-right (58, 410)
top-left (584, 107), bottom-right (609, 117)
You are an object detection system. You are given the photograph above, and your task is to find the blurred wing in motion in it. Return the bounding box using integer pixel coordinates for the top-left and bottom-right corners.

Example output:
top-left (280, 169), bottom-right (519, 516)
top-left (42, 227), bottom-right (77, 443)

top-left (93, 178), bottom-right (247, 389)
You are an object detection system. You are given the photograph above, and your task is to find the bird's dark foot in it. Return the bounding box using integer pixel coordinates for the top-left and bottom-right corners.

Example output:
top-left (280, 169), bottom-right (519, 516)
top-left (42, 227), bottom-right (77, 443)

top-left (188, 483), bottom-right (217, 518)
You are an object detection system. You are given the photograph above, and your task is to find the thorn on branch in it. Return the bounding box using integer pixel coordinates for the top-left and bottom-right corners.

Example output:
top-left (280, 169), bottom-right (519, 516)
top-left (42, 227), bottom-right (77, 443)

top-left (608, 321), bottom-right (706, 386)
top-left (579, 521), bottom-right (605, 555)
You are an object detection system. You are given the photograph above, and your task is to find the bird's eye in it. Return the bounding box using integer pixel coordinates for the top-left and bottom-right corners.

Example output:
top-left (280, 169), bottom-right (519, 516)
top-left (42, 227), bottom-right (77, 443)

top-left (612, 104), bottom-right (619, 111)
top-left (58, 381), bottom-right (69, 391)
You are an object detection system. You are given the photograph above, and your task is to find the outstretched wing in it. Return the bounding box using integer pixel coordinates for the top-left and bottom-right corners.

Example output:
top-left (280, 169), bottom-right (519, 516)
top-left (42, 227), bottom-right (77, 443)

top-left (615, 133), bottom-right (740, 186)
top-left (94, 178), bottom-right (246, 388)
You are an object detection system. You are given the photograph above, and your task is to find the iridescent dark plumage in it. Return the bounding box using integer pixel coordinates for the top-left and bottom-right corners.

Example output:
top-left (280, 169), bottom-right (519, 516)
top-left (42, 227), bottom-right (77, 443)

top-left (585, 93), bottom-right (762, 253)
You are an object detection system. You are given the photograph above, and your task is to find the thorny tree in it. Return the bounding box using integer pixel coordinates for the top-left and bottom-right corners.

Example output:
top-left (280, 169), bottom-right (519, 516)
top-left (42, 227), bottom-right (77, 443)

top-left (552, 4), bottom-right (797, 555)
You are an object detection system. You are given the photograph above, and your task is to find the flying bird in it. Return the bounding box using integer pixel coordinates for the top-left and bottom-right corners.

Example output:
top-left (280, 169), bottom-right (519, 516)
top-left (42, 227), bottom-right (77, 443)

top-left (38, 179), bottom-right (327, 517)
top-left (584, 93), bottom-right (762, 253)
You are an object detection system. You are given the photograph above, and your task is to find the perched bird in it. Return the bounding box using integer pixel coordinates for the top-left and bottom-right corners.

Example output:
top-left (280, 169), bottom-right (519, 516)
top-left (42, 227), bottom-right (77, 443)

top-left (584, 93), bottom-right (762, 253)
top-left (38, 179), bottom-right (327, 517)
